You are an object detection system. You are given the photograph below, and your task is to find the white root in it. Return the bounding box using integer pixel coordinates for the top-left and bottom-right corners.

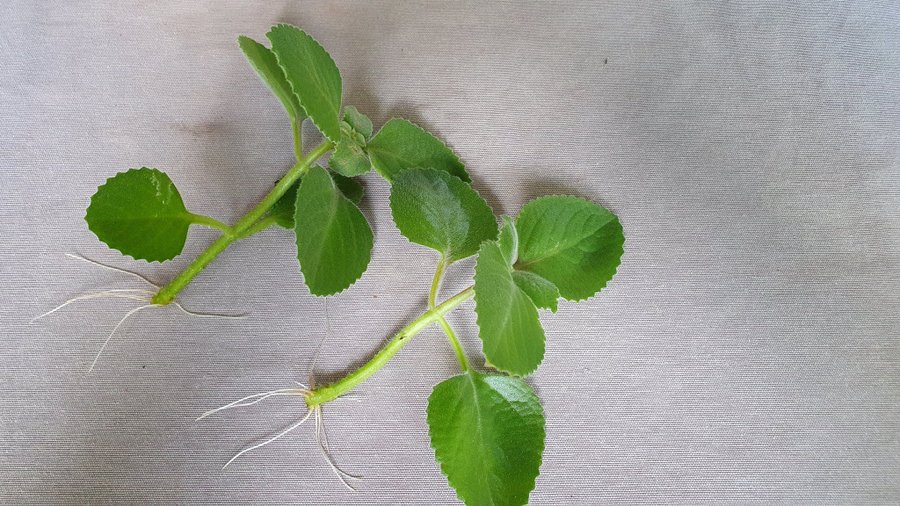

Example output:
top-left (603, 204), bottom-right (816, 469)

top-left (223, 409), bottom-right (314, 469)
top-left (172, 301), bottom-right (248, 320)
top-left (316, 406), bottom-right (361, 490)
top-left (88, 303), bottom-right (159, 372)
top-left (30, 289), bottom-right (154, 323)
top-left (196, 387), bottom-right (310, 421)
top-left (64, 253), bottom-right (159, 289)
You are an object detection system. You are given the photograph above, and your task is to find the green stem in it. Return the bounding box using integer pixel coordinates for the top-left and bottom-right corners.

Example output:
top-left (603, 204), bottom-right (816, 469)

top-left (187, 213), bottom-right (232, 234)
top-left (152, 140), bottom-right (334, 305)
top-left (305, 286), bottom-right (474, 407)
top-left (236, 215), bottom-right (280, 239)
top-left (429, 255), bottom-right (470, 371)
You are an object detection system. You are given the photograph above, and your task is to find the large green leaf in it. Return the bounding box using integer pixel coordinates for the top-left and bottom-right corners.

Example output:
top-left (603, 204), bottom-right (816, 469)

top-left (515, 196), bottom-right (624, 301)
top-left (269, 168), bottom-right (363, 229)
top-left (367, 118), bottom-right (468, 182)
top-left (267, 24), bottom-right (342, 143)
top-left (390, 168), bottom-right (497, 262)
top-left (237, 35), bottom-right (305, 124)
top-left (474, 241), bottom-right (545, 375)
top-left (86, 168), bottom-right (200, 262)
top-left (293, 166), bottom-right (372, 295)
top-left (427, 372), bottom-right (545, 506)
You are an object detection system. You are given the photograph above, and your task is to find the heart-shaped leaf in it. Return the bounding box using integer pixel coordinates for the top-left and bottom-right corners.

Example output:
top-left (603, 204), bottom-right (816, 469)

top-left (367, 118), bottom-right (468, 182)
top-left (390, 168), bottom-right (497, 263)
top-left (427, 371), bottom-right (545, 506)
top-left (474, 241), bottom-right (545, 375)
top-left (86, 168), bottom-right (200, 262)
top-left (267, 25), bottom-right (342, 143)
top-left (269, 169), bottom-right (363, 229)
top-left (515, 196), bottom-right (624, 301)
top-left (238, 35), bottom-right (305, 124)
top-left (294, 166), bottom-right (372, 295)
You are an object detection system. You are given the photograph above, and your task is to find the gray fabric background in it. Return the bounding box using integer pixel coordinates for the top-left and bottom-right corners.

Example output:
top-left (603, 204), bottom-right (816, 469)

top-left (2, 1), bottom-right (898, 504)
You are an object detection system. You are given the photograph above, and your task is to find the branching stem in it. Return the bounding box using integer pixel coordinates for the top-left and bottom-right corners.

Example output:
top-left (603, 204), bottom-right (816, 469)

top-left (429, 255), bottom-right (470, 371)
top-left (305, 286), bottom-right (474, 407)
top-left (152, 140), bottom-right (333, 305)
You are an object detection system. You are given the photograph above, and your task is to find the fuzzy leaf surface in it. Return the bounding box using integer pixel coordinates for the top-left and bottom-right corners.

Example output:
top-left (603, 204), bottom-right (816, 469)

top-left (367, 118), bottom-right (468, 182)
top-left (269, 169), bottom-right (363, 229)
top-left (343, 106), bottom-right (373, 139)
top-left (512, 271), bottom-right (559, 312)
top-left (238, 36), bottom-right (305, 123)
top-left (474, 241), bottom-right (545, 375)
top-left (427, 371), bottom-right (545, 506)
top-left (85, 168), bottom-right (196, 262)
top-left (515, 196), bottom-right (624, 301)
top-left (390, 168), bottom-right (497, 262)
top-left (497, 216), bottom-right (519, 266)
top-left (329, 123), bottom-right (371, 177)
top-left (267, 25), bottom-right (342, 142)
top-left (293, 166), bottom-right (372, 295)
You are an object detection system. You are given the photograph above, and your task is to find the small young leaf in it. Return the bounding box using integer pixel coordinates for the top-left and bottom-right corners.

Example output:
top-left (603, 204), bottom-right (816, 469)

top-left (294, 166), bottom-right (372, 296)
top-left (269, 168), bottom-right (363, 229)
top-left (515, 196), bottom-right (624, 301)
top-left (512, 271), bottom-right (559, 312)
top-left (267, 25), bottom-right (342, 143)
top-left (329, 125), bottom-right (371, 177)
top-left (474, 241), bottom-right (545, 375)
top-left (343, 105), bottom-right (373, 139)
top-left (428, 371), bottom-right (545, 506)
top-left (390, 168), bottom-right (497, 262)
top-left (86, 168), bottom-right (198, 262)
top-left (367, 118), bottom-right (469, 182)
top-left (237, 36), bottom-right (305, 124)
top-left (497, 215), bottom-right (519, 266)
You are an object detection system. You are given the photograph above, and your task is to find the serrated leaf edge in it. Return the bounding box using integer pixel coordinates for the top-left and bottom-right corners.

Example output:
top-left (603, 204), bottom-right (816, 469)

top-left (473, 241), bottom-right (545, 377)
top-left (369, 117), bottom-right (469, 183)
top-left (426, 373), bottom-right (546, 506)
top-left (85, 167), bottom-right (190, 264)
top-left (515, 194), bottom-right (625, 302)
top-left (267, 24), bottom-right (343, 144)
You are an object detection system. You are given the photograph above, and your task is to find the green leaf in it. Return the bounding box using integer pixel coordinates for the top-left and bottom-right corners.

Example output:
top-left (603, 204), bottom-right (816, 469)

top-left (512, 271), bottom-right (559, 312)
top-left (267, 24), bottom-right (342, 143)
top-left (427, 371), bottom-right (545, 506)
top-left (343, 106), bottom-right (373, 139)
top-left (515, 196), bottom-right (624, 301)
top-left (497, 216), bottom-right (518, 266)
top-left (237, 35), bottom-right (305, 124)
top-left (329, 124), bottom-right (371, 177)
top-left (85, 168), bottom-right (201, 262)
top-left (269, 168), bottom-right (363, 229)
top-left (293, 166), bottom-right (372, 295)
top-left (367, 118), bottom-right (468, 182)
top-left (390, 168), bottom-right (497, 262)
top-left (474, 241), bottom-right (545, 375)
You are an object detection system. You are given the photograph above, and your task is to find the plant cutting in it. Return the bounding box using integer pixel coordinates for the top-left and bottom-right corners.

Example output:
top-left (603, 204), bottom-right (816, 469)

top-left (44, 23), bottom-right (625, 505)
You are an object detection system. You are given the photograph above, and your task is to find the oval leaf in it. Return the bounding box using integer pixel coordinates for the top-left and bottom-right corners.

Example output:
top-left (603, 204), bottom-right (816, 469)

top-left (85, 168), bottom-right (195, 262)
top-left (428, 372), bottom-right (545, 506)
top-left (238, 35), bottom-right (305, 123)
top-left (367, 118), bottom-right (468, 182)
top-left (515, 196), bottom-right (624, 301)
top-left (474, 241), bottom-right (545, 375)
top-left (267, 25), bottom-right (342, 143)
top-left (329, 124), bottom-right (371, 177)
top-left (294, 166), bottom-right (372, 295)
top-left (390, 168), bottom-right (497, 262)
